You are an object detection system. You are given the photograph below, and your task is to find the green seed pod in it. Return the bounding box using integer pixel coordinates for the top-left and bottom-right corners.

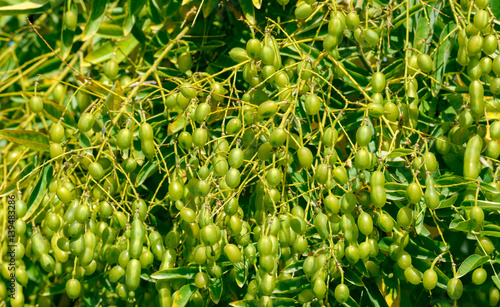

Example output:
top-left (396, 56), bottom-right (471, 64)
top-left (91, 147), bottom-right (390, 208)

top-left (372, 72), bottom-right (386, 93)
top-left (480, 57), bottom-right (492, 75)
top-left (229, 47), bottom-right (249, 62)
top-left (295, 3), bottom-right (313, 21)
top-left (297, 147), bottom-right (313, 168)
top-left (104, 60), bottom-right (119, 79)
top-left (258, 100), bottom-right (278, 118)
top-left (50, 123), bottom-right (65, 143)
top-left (447, 278), bottom-right (463, 300)
top-left (66, 279), bottom-right (82, 299)
top-left (328, 16), bottom-right (344, 37)
top-left (365, 29), bottom-right (379, 46)
top-left (457, 47), bottom-right (469, 67)
top-left (475, 0), bottom-right (489, 9)
top-left (483, 34), bottom-right (497, 55)
top-left (417, 54), bottom-right (433, 73)
top-left (467, 57), bottom-right (482, 80)
top-left (246, 38), bottom-right (261, 59)
top-left (468, 35), bottom-right (484, 57)
top-left (29, 96), bottom-right (44, 113)
top-left (469, 80), bottom-right (485, 118)
top-left (65, 10), bottom-right (77, 31)
top-left (177, 52), bottom-right (193, 73)
top-left (126, 259), bottom-right (141, 291)
top-left (304, 93), bottom-right (321, 115)
top-left (490, 78), bottom-right (500, 95)
top-left (463, 135), bottom-right (483, 179)
top-left (346, 11), bottom-right (360, 31)
top-left (260, 46), bottom-right (275, 65)
top-left (89, 162), bottom-right (105, 180)
top-left (473, 10), bottom-right (489, 30)
top-left (322, 34), bottom-right (337, 52)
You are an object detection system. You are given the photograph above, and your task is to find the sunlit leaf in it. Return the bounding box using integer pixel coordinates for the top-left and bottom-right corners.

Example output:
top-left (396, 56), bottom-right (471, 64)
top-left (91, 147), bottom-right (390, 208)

top-left (456, 254), bottom-right (490, 278)
top-left (151, 266), bottom-right (198, 279)
top-left (42, 99), bottom-right (76, 126)
top-left (0, 0), bottom-right (50, 14)
top-left (172, 284), bottom-right (196, 307)
top-left (82, 0), bottom-right (109, 40)
top-left (0, 130), bottom-right (49, 151)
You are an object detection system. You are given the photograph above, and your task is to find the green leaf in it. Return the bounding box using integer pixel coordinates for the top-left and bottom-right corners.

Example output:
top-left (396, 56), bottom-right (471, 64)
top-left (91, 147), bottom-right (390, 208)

top-left (130, 21), bottom-right (147, 44)
top-left (415, 200), bottom-right (426, 234)
top-left (165, 0), bottom-right (181, 18)
top-left (290, 169), bottom-right (314, 202)
top-left (479, 231), bottom-right (500, 238)
top-left (378, 237), bottom-right (393, 252)
top-left (61, 28), bottom-right (74, 60)
top-left (384, 182), bottom-right (407, 192)
top-left (392, 3), bottom-right (423, 30)
top-left (344, 267), bottom-right (364, 286)
top-left (42, 99), bottom-right (76, 126)
top-left (209, 278), bottom-right (222, 304)
top-left (140, 273), bottom-right (156, 283)
top-left (96, 23), bottom-right (125, 38)
top-left (436, 174), bottom-right (466, 186)
top-left (449, 219), bottom-right (473, 232)
top-left (0, 130), bottom-right (49, 151)
top-left (84, 36), bottom-right (139, 64)
top-left (168, 116), bottom-right (187, 136)
top-left (25, 165), bottom-right (53, 217)
top-left (229, 298), bottom-right (298, 307)
top-left (493, 274), bottom-right (500, 290)
top-left (460, 200), bottom-right (500, 210)
top-left (481, 182), bottom-right (500, 197)
top-left (172, 284), bottom-right (196, 307)
top-left (148, 0), bottom-right (164, 24)
top-left (229, 300), bottom-right (251, 307)
top-left (484, 224), bottom-right (500, 232)
top-left (456, 254), bottom-right (490, 278)
top-left (491, 0), bottom-right (500, 20)
top-left (234, 262), bottom-right (247, 288)
top-left (414, 9), bottom-right (431, 52)
top-left (272, 298), bottom-right (299, 306)
top-left (399, 288), bottom-right (415, 307)
top-left (274, 275), bottom-right (309, 294)
top-left (343, 61), bottom-right (370, 87)
top-left (124, 0), bottom-right (145, 35)
top-left (364, 283), bottom-right (389, 307)
top-left (203, 0), bottom-right (219, 18)
top-left (282, 260), bottom-right (303, 274)
top-left (82, 0), bottom-right (109, 41)
top-left (251, 0), bottom-right (261, 9)
top-left (79, 132), bottom-right (93, 155)
top-left (136, 161), bottom-right (159, 186)
top-left (0, 0), bottom-right (50, 14)
top-left (385, 148), bottom-right (414, 159)
top-left (239, 0), bottom-right (256, 25)
top-left (40, 278), bottom-right (67, 296)
top-left (406, 239), bottom-right (442, 260)
top-left (432, 22), bottom-right (453, 95)
top-left (344, 296), bottom-right (360, 307)
top-left (150, 267), bottom-right (198, 280)
top-left (0, 163), bottom-right (34, 197)
top-left (436, 194), bottom-right (458, 209)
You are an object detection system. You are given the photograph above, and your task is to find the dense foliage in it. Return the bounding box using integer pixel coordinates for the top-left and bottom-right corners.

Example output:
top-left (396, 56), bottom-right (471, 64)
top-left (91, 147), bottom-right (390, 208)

top-left (2, 0), bottom-right (500, 306)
